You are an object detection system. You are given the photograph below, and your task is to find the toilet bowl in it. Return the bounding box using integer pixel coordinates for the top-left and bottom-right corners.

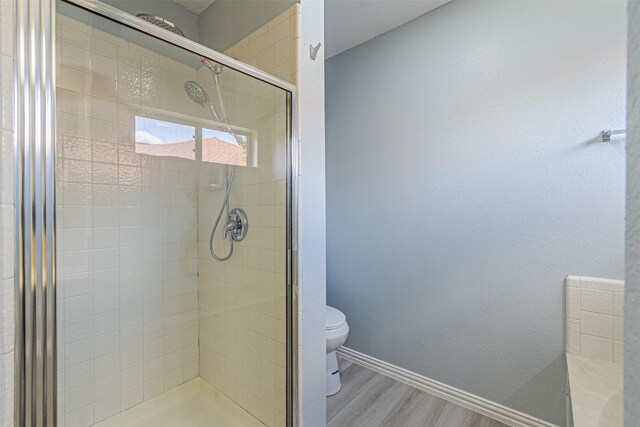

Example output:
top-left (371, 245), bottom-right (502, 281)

top-left (326, 306), bottom-right (349, 396)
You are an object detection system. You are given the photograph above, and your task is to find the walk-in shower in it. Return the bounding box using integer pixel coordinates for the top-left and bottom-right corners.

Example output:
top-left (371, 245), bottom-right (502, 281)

top-left (13, 0), bottom-right (297, 426)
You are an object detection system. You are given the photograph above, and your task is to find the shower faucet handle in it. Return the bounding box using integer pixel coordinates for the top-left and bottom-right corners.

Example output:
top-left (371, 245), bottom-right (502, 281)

top-left (224, 208), bottom-right (248, 242)
top-left (223, 221), bottom-right (237, 239)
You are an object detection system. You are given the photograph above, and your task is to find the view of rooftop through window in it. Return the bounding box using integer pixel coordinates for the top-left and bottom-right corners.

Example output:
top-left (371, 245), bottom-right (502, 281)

top-left (134, 116), bottom-right (249, 166)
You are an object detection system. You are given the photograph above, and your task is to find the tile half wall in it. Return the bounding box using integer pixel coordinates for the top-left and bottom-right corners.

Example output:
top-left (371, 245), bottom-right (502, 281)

top-left (566, 275), bottom-right (624, 363)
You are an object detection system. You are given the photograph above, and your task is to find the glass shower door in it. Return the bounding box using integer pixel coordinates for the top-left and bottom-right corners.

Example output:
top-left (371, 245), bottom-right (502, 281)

top-left (55, 2), bottom-right (291, 426)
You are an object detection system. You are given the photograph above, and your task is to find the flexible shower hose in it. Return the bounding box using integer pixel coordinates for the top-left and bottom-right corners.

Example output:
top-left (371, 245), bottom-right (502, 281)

top-left (207, 67), bottom-right (240, 261)
top-left (209, 165), bottom-right (236, 261)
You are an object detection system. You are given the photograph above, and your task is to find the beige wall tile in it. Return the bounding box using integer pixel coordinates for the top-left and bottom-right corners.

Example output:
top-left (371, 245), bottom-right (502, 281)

top-left (580, 334), bottom-right (613, 362)
top-left (1, 30), bottom-right (15, 416)
top-left (567, 285), bottom-right (580, 320)
top-left (613, 340), bottom-right (624, 364)
top-left (0, 351), bottom-right (14, 426)
top-left (567, 319), bottom-right (581, 354)
top-left (581, 311), bottom-right (613, 338)
top-left (580, 289), bottom-right (613, 314)
top-left (613, 292), bottom-right (624, 316)
top-left (0, 0), bottom-right (13, 57)
top-left (613, 316), bottom-right (623, 341)
top-left (56, 11), bottom-right (208, 421)
top-left (566, 276), bottom-right (625, 364)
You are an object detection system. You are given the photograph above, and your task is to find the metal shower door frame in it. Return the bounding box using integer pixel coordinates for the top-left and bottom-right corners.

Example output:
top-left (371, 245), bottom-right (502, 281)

top-left (14, 0), bottom-right (300, 425)
top-left (14, 0), bottom-right (57, 424)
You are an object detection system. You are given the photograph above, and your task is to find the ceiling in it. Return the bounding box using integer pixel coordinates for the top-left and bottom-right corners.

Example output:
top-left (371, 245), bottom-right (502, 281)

top-left (172, 0), bottom-right (215, 15)
top-left (325, 0), bottom-right (452, 59)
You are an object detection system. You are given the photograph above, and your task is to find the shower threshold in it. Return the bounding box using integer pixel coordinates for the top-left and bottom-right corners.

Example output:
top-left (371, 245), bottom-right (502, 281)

top-left (94, 378), bottom-right (264, 427)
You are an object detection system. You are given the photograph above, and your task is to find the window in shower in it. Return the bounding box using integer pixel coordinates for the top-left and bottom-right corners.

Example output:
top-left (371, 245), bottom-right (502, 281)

top-left (135, 116), bottom-right (196, 160)
top-left (202, 127), bottom-right (248, 166)
top-left (134, 115), bottom-right (256, 166)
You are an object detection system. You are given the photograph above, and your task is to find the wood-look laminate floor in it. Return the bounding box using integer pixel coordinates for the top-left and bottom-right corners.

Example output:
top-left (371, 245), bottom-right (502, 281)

top-left (327, 358), bottom-right (509, 427)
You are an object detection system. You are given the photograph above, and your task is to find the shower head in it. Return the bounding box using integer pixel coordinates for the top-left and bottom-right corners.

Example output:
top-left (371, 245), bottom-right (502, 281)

top-left (136, 13), bottom-right (184, 36)
top-left (184, 81), bottom-right (210, 106)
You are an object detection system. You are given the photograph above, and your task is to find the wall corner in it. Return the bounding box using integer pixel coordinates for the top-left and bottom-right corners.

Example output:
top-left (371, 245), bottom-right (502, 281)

top-left (626, 1), bottom-right (640, 426)
top-left (297, 0), bottom-right (326, 426)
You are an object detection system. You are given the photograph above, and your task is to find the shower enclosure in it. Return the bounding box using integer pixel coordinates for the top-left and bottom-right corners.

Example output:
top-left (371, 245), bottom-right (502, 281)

top-left (14, 0), bottom-right (297, 426)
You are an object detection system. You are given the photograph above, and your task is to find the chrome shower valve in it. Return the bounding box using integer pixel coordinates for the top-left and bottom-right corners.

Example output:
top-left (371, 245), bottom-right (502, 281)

top-left (224, 208), bottom-right (248, 242)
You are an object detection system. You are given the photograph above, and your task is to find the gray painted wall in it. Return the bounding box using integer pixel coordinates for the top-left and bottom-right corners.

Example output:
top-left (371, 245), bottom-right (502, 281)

top-left (101, 0), bottom-right (201, 41)
top-left (626, 1), bottom-right (640, 426)
top-left (325, 1), bottom-right (626, 425)
top-left (198, 0), bottom-right (296, 52)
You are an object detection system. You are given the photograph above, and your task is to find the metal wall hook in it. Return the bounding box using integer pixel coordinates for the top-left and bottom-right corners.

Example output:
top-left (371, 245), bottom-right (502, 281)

top-left (310, 42), bottom-right (321, 60)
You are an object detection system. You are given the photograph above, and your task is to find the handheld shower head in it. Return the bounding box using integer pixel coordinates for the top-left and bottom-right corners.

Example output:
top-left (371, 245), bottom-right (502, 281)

top-left (184, 81), bottom-right (210, 106)
top-left (184, 70), bottom-right (246, 263)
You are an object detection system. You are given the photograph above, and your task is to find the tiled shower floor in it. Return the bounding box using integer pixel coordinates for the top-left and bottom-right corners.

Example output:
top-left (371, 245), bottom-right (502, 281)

top-left (94, 378), bottom-right (263, 427)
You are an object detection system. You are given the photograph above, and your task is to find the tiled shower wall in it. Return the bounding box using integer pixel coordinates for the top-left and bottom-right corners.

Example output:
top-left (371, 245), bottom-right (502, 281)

top-left (225, 5), bottom-right (300, 86)
top-left (0, 1), bottom-right (14, 426)
top-left (196, 6), bottom-right (299, 427)
top-left (55, 13), bottom-right (209, 425)
top-left (566, 275), bottom-right (624, 363)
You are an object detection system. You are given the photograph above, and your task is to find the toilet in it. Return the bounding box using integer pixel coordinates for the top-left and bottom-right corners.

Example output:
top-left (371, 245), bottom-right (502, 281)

top-left (326, 305), bottom-right (349, 396)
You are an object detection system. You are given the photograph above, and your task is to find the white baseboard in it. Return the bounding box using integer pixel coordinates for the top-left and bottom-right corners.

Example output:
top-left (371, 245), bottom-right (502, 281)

top-left (337, 347), bottom-right (557, 427)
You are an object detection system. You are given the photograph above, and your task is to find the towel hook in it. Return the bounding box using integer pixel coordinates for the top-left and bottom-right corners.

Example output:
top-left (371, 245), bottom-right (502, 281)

top-left (310, 42), bottom-right (321, 60)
